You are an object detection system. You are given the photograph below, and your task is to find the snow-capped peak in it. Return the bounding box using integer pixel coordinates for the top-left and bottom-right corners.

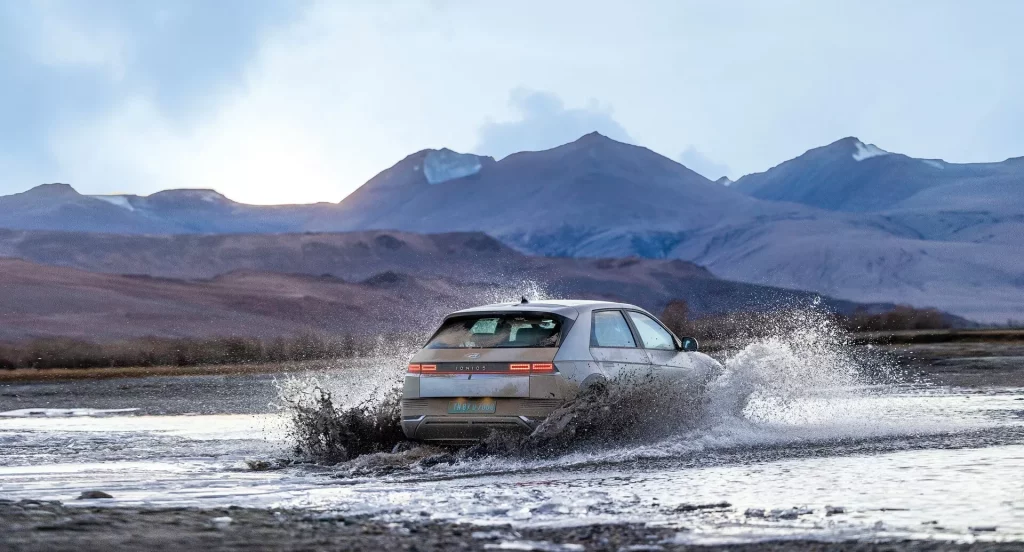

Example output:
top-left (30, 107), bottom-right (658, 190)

top-left (423, 149), bottom-right (482, 185)
top-left (147, 189), bottom-right (231, 204)
top-left (164, 189), bottom-right (225, 203)
top-left (851, 140), bottom-right (889, 162)
top-left (89, 195), bottom-right (135, 211)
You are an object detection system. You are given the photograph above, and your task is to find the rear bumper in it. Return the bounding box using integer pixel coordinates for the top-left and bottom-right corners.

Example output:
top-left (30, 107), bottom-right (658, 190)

top-left (400, 397), bottom-right (562, 443)
top-left (401, 415), bottom-right (540, 443)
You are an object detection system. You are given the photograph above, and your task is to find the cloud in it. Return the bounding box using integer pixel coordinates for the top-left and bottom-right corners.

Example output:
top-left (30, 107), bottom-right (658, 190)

top-left (34, 2), bottom-right (508, 204)
top-left (474, 89), bottom-right (633, 159)
top-left (41, 7), bottom-right (646, 204)
top-left (19, 0), bottom-right (127, 79)
top-left (39, 3), bottom-right (417, 204)
top-left (8, 1), bottom-right (1024, 202)
top-left (49, 93), bottom-right (342, 205)
top-left (678, 146), bottom-right (730, 180)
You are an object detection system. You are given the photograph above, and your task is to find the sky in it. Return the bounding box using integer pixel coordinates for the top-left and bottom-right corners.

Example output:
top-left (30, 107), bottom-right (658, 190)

top-left (1, 0), bottom-right (1022, 204)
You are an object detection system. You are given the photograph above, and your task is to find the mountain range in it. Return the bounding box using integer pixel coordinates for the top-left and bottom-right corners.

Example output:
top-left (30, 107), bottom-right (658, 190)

top-left (1, 134), bottom-right (1021, 323)
top-left (0, 231), bottom-right (882, 342)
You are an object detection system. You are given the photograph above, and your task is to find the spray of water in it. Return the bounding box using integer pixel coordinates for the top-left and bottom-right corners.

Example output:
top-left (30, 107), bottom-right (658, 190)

top-left (710, 308), bottom-right (870, 426)
top-left (467, 370), bottom-right (711, 459)
top-left (282, 385), bottom-right (403, 464)
top-left (275, 280), bottom-right (555, 464)
top-left (275, 335), bottom-right (418, 464)
top-left (275, 298), bottom-right (926, 471)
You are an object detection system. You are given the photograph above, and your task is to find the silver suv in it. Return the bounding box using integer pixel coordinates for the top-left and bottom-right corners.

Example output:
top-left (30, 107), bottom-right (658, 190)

top-left (400, 300), bottom-right (721, 443)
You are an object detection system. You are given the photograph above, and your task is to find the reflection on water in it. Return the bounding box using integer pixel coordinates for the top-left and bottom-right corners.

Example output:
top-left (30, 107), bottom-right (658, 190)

top-left (1, 383), bottom-right (1022, 543)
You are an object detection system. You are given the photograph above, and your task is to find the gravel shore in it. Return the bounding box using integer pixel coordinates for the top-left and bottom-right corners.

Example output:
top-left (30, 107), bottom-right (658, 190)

top-left (1, 500), bottom-right (1018, 552)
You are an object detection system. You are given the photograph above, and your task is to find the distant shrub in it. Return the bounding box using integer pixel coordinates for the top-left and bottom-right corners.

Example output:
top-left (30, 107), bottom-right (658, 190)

top-left (658, 301), bottom-right (810, 344)
top-left (659, 300), bottom-right (958, 350)
top-left (842, 305), bottom-right (952, 332)
top-left (660, 300), bottom-right (690, 336)
top-left (0, 332), bottom-right (375, 370)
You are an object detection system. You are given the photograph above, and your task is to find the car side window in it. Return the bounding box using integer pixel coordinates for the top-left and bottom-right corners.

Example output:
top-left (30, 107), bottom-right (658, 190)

top-left (591, 310), bottom-right (637, 348)
top-left (627, 311), bottom-right (676, 350)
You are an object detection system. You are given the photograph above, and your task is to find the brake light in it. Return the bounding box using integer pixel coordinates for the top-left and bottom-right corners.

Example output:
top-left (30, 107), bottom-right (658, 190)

top-left (420, 364), bottom-right (437, 372)
top-left (408, 364), bottom-right (421, 373)
top-left (510, 363), bottom-right (555, 373)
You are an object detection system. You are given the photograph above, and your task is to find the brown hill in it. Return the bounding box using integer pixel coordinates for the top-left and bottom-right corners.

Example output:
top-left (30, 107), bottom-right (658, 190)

top-left (0, 229), bottom-right (524, 281)
top-left (0, 240), bottom-right (873, 343)
top-left (0, 228), bottom-right (838, 318)
top-left (0, 258), bottom-right (482, 341)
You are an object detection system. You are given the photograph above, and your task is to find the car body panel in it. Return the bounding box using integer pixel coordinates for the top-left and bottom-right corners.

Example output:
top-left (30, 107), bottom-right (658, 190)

top-left (538, 361), bottom-right (593, 398)
top-left (408, 347), bottom-right (559, 399)
top-left (419, 374), bottom-right (530, 398)
top-left (448, 302), bottom-right (583, 321)
top-left (401, 398), bottom-right (563, 418)
top-left (644, 348), bottom-right (695, 372)
top-left (588, 346), bottom-right (652, 381)
top-left (411, 347), bottom-right (560, 364)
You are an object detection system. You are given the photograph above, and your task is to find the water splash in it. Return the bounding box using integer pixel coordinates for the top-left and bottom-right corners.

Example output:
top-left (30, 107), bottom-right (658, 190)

top-left (277, 306), bottom-right (945, 471)
top-left (275, 280), bottom-right (554, 465)
top-left (272, 341), bottom-right (411, 465)
top-left (283, 385), bottom-right (404, 464)
top-left (709, 308), bottom-right (870, 426)
top-left (474, 278), bottom-right (551, 306)
top-left (470, 371), bottom-right (711, 458)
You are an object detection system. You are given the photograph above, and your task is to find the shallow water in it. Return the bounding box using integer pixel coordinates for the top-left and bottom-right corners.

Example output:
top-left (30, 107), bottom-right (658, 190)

top-left (2, 366), bottom-right (1022, 544)
top-left (3, 317), bottom-right (1023, 545)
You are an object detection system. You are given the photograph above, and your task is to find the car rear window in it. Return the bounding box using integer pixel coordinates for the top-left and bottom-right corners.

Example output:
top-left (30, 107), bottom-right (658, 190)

top-left (425, 313), bottom-right (565, 349)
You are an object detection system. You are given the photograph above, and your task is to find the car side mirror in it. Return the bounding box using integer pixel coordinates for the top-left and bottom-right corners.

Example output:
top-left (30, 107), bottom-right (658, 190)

top-left (678, 336), bottom-right (699, 352)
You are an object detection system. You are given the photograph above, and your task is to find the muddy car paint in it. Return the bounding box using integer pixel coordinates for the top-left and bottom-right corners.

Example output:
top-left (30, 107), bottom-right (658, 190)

top-left (401, 300), bottom-right (722, 443)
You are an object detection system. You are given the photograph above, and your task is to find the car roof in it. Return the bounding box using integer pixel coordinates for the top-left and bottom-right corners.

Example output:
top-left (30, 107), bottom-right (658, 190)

top-left (447, 299), bottom-right (642, 320)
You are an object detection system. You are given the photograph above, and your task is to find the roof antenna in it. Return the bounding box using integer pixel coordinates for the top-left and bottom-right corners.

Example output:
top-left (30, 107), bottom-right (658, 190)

top-left (520, 296), bottom-right (529, 305)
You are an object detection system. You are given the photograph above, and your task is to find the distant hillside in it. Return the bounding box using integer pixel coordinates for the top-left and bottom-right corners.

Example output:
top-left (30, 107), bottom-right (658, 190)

top-left (0, 258), bottom-right (473, 342)
top-left (0, 229), bottom-right (522, 281)
top-left (0, 231), bottom-right (890, 342)
top-left (1, 133), bottom-right (1021, 322)
top-left (0, 183), bottom-right (330, 234)
top-left (732, 137), bottom-right (1024, 213)
top-left (320, 132), bottom-right (755, 236)
top-left (316, 134), bottom-right (1022, 322)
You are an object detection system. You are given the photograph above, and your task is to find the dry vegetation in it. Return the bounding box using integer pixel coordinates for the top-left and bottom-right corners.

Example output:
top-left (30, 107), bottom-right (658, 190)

top-left (0, 301), bottom-right (999, 374)
top-left (841, 305), bottom-right (956, 332)
top-left (0, 333), bottom-right (377, 370)
top-left (658, 299), bottom-right (986, 353)
top-left (0, 361), bottom-right (338, 382)
top-left (661, 299), bottom-right (957, 342)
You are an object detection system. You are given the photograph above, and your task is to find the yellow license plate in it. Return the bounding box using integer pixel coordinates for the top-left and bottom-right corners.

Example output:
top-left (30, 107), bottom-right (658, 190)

top-left (447, 399), bottom-right (496, 414)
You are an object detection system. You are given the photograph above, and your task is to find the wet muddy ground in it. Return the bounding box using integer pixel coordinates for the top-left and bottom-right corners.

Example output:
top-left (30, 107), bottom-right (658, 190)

top-left (1, 339), bottom-right (1022, 550)
top-left (4, 500), bottom-right (1022, 552)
